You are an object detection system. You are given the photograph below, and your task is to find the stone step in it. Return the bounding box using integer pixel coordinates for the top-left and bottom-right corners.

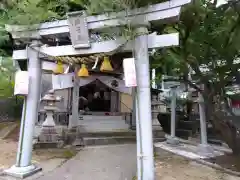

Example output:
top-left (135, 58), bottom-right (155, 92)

top-left (82, 136), bottom-right (165, 146)
top-left (77, 119), bottom-right (130, 132)
top-left (79, 121), bottom-right (129, 126)
top-left (68, 129), bottom-right (165, 146)
top-left (83, 136), bottom-right (136, 146)
top-left (79, 119), bottom-right (125, 123)
top-left (78, 130), bottom-right (165, 138)
top-left (79, 115), bottom-right (123, 121)
top-left (78, 126), bottom-right (130, 133)
top-left (79, 131), bottom-right (136, 137)
top-left (33, 141), bottom-right (64, 149)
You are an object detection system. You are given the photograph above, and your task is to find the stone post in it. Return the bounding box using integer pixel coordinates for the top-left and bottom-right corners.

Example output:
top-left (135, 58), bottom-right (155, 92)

top-left (197, 90), bottom-right (214, 156)
top-left (5, 41), bottom-right (42, 178)
top-left (134, 26), bottom-right (154, 180)
top-left (166, 86), bottom-right (179, 145)
top-left (198, 92), bottom-right (208, 145)
top-left (69, 66), bottom-right (79, 128)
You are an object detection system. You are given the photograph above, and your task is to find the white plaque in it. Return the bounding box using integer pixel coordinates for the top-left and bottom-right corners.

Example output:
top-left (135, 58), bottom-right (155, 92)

top-left (14, 71), bottom-right (29, 95)
top-left (123, 58), bottom-right (137, 87)
top-left (67, 11), bottom-right (90, 49)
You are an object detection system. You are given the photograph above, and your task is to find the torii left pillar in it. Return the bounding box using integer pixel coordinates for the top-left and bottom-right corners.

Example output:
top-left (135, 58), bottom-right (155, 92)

top-left (5, 40), bottom-right (42, 178)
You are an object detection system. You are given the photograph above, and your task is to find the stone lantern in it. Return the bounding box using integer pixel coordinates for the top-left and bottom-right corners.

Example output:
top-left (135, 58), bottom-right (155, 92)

top-left (36, 90), bottom-right (64, 148)
top-left (41, 89), bottom-right (61, 127)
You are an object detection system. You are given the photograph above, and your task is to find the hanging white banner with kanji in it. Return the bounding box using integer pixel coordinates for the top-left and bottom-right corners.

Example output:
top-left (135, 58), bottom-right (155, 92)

top-left (52, 73), bottom-right (74, 90)
top-left (123, 58), bottom-right (137, 87)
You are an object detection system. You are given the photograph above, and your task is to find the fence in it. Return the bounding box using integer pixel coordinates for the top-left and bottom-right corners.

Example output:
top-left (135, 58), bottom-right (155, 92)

top-left (0, 97), bottom-right (23, 122)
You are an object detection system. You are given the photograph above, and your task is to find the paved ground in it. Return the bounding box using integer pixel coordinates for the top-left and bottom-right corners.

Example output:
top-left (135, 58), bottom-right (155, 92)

top-left (37, 144), bottom-right (137, 180)
top-left (1, 143), bottom-right (240, 180)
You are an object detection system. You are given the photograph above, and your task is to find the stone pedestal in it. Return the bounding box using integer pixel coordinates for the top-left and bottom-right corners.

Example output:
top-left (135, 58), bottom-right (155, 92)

top-left (165, 134), bottom-right (179, 146)
top-left (35, 125), bottom-right (64, 149)
top-left (197, 144), bottom-right (215, 157)
top-left (166, 136), bottom-right (180, 146)
top-left (4, 164), bottom-right (42, 179)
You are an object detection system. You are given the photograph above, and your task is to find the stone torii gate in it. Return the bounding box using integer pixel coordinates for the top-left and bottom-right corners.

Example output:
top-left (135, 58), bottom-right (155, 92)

top-left (5, 0), bottom-right (191, 179)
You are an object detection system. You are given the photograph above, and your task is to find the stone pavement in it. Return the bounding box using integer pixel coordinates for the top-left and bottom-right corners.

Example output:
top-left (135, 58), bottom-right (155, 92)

top-left (37, 144), bottom-right (137, 180)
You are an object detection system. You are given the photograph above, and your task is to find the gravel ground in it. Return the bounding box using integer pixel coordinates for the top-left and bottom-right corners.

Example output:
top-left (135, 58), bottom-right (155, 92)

top-left (0, 140), bottom-right (18, 170)
top-left (155, 149), bottom-right (240, 180)
top-left (0, 139), bottom-right (76, 170)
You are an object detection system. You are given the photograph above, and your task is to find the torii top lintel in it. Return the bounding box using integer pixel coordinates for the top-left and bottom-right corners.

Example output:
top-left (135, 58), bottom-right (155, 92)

top-left (6, 0), bottom-right (191, 39)
top-left (8, 0), bottom-right (192, 61)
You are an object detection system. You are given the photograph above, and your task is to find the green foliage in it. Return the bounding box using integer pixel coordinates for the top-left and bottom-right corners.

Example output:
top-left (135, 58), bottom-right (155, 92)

top-left (61, 149), bottom-right (77, 159)
top-left (0, 57), bottom-right (15, 97)
top-left (156, 1), bottom-right (240, 95)
top-left (0, 0), bottom-right (168, 25)
top-left (0, 0), bottom-right (169, 56)
top-left (0, 0), bottom-right (68, 55)
top-left (0, 29), bottom-right (11, 56)
top-left (70, 0), bottom-right (167, 15)
top-left (0, 0), bottom-right (69, 25)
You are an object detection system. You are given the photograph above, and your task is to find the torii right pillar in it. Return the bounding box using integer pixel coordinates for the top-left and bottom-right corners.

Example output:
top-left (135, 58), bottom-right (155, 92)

top-left (134, 25), bottom-right (154, 180)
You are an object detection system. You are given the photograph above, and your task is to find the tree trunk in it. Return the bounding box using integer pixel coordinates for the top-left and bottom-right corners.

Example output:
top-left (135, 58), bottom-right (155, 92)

top-left (204, 95), bottom-right (240, 155)
top-left (213, 113), bottom-right (240, 155)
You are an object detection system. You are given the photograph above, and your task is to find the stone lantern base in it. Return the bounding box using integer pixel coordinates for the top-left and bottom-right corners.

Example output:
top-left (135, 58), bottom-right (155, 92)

top-left (34, 124), bottom-right (64, 149)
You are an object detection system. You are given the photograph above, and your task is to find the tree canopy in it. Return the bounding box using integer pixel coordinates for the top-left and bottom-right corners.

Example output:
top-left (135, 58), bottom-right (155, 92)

top-left (152, 0), bottom-right (240, 153)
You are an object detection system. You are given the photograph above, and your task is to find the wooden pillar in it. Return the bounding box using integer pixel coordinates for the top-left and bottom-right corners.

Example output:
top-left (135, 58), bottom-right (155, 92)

top-left (110, 91), bottom-right (118, 112)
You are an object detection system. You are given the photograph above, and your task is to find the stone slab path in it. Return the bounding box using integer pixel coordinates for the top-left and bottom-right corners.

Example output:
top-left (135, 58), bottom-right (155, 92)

top-left (37, 144), bottom-right (137, 180)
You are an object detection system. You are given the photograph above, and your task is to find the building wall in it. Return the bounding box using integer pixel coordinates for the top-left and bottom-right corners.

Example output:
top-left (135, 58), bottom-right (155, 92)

top-left (40, 73), bottom-right (71, 111)
top-left (55, 89), bottom-right (71, 110)
top-left (120, 93), bottom-right (133, 112)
